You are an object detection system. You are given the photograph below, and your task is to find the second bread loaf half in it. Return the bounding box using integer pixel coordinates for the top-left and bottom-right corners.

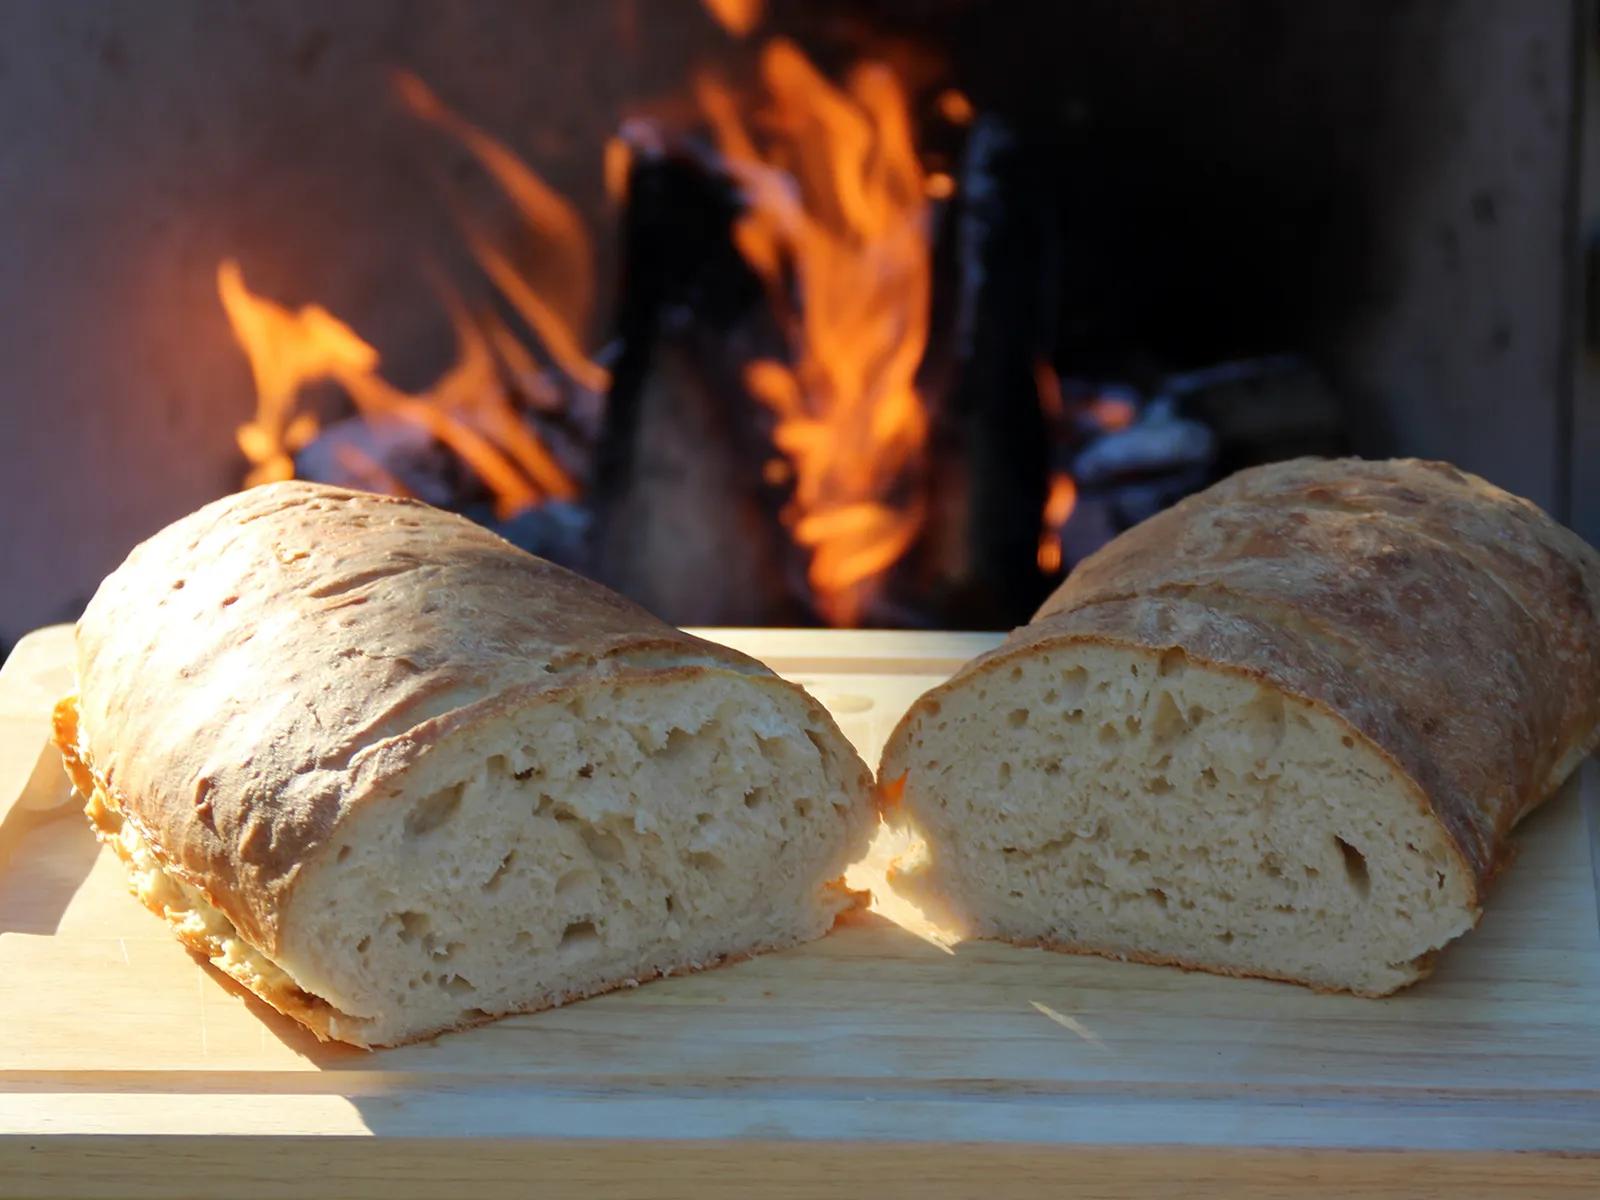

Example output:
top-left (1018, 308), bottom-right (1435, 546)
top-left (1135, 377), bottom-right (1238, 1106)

top-left (56, 481), bottom-right (875, 1046)
top-left (879, 458), bottom-right (1600, 995)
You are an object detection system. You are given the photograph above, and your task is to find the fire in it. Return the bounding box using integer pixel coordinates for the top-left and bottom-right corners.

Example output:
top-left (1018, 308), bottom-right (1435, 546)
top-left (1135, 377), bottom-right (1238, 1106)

top-left (603, 135), bottom-right (633, 205)
top-left (700, 40), bottom-right (933, 627)
top-left (702, 0), bottom-right (763, 37)
top-left (221, 74), bottom-right (603, 518)
top-left (936, 89), bottom-right (975, 126)
top-left (1036, 472), bottom-right (1078, 574)
top-left (1090, 394), bottom-right (1136, 431)
top-left (219, 262), bottom-right (577, 517)
top-left (1033, 357), bottom-right (1064, 420)
top-left (218, 261), bottom-right (378, 488)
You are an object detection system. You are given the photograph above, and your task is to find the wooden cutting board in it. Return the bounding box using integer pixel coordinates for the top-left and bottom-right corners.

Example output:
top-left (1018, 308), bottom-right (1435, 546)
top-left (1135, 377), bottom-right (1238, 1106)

top-left (2, 624), bottom-right (1597, 1198)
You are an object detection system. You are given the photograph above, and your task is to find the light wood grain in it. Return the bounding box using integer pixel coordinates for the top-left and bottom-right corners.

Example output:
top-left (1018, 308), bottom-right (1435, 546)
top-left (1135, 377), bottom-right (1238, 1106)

top-left (1, 624), bottom-right (1597, 1197)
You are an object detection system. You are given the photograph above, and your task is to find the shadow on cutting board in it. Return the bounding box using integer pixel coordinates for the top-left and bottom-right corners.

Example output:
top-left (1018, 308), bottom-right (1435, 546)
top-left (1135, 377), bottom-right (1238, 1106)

top-left (0, 801), bottom-right (100, 936)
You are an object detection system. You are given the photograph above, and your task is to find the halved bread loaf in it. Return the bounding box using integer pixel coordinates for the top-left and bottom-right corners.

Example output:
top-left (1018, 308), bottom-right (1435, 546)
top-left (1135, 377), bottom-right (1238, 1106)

top-left (879, 458), bottom-right (1600, 995)
top-left (54, 482), bottom-right (874, 1046)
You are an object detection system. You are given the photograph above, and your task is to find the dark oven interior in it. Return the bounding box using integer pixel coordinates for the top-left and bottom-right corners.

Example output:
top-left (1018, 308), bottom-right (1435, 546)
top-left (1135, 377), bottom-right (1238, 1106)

top-left (2, 0), bottom-right (1592, 651)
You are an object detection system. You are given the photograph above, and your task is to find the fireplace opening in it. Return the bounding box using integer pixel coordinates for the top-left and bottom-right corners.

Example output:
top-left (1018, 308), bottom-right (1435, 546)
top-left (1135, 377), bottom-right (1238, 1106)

top-left (0, 0), bottom-right (1590, 651)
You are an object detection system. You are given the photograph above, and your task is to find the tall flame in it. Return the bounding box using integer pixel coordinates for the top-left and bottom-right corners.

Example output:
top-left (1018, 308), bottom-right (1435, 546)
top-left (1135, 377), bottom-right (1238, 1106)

top-left (700, 40), bottom-right (932, 626)
top-left (1036, 472), bottom-right (1077, 574)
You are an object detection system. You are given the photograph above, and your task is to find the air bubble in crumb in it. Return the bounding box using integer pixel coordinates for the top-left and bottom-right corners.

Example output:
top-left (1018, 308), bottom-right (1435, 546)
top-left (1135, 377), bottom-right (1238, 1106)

top-left (397, 911), bottom-right (430, 943)
top-left (406, 784), bottom-right (464, 837)
top-left (559, 920), bottom-right (601, 952)
top-left (1335, 837), bottom-right (1371, 898)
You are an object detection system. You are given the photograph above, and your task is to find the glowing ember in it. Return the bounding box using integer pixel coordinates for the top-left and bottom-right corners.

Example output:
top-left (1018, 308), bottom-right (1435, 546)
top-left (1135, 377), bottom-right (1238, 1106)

top-left (1033, 358), bottom-right (1065, 420)
top-left (936, 89), bottom-right (975, 126)
top-left (1036, 471), bottom-right (1078, 574)
top-left (702, 0), bottom-right (764, 37)
top-left (699, 40), bottom-right (933, 627)
top-left (603, 135), bottom-right (633, 205)
top-left (1090, 394), bottom-right (1137, 432)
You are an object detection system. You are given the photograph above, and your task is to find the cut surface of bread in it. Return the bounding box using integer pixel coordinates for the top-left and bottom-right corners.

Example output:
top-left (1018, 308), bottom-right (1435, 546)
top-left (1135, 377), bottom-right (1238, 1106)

top-left (884, 642), bottom-right (1473, 995)
top-left (283, 674), bottom-right (870, 1045)
top-left (55, 482), bottom-right (874, 1047)
top-left (880, 458), bottom-right (1600, 995)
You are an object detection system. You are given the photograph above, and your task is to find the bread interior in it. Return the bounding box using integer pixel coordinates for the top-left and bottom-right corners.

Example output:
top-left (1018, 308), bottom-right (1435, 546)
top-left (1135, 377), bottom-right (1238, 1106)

top-left (886, 643), bottom-right (1477, 995)
top-left (283, 673), bottom-right (870, 1045)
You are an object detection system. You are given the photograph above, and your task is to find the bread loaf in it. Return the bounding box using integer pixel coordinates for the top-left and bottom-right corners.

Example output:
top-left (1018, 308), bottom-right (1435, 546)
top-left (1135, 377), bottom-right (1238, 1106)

top-left (54, 482), bottom-right (874, 1046)
top-left (879, 458), bottom-right (1600, 994)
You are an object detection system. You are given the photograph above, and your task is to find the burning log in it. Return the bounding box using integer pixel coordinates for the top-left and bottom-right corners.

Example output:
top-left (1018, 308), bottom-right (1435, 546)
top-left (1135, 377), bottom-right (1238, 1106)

top-left (294, 412), bottom-right (462, 509)
top-left (217, 76), bottom-right (612, 574)
top-left (212, 52), bottom-right (1292, 632)
top-left (1049, 390), bottom-right (1217, 570)
top-left (1036, 355), bottom-right (1345, 573)
top-left (1157, 355), bottom-right (1348, 472)
top-left (696, 41), bottom-right (939, 629)
top-left (598, 40), bottom-right (947, 629)
top-left (899, 116), bottom-right (1057, 628)
top-left (589, 146), bottom-right (807, 626)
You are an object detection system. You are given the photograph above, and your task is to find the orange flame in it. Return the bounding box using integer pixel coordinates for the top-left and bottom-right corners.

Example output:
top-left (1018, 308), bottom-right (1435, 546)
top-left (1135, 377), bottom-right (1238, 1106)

top-left (218, 260), bottom-right (377, 488)
top-left (1034, 364), bottom-right (1136, 575)
top-left (1090, 394), bottom-right (1136, 431)
top-left (700, 41), bottom-right (932, 626)
top-left (1036, 471), bottom-right (1078, 574)
top-left (222, 73), bottom-right (603, 518)
top-left (219, 260), bottom-right (575, 518)
top-left (603, 135), bottom-right (633, 205)
top-left (936, 89), bottom-right (975, 126)
top-left (1033, 358), bottom-right (1064, 420)
top-left (702, 0), bottom-right (763, 37)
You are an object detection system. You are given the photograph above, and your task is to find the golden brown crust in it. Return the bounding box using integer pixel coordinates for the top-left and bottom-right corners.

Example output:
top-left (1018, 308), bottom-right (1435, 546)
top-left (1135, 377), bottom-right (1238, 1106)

top-left (59, 482), bottom-right (832, 958)
top-left (881, 457), bottom-right (1600, 902)
top-left (58, 693), bottom-right (348, 1041)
